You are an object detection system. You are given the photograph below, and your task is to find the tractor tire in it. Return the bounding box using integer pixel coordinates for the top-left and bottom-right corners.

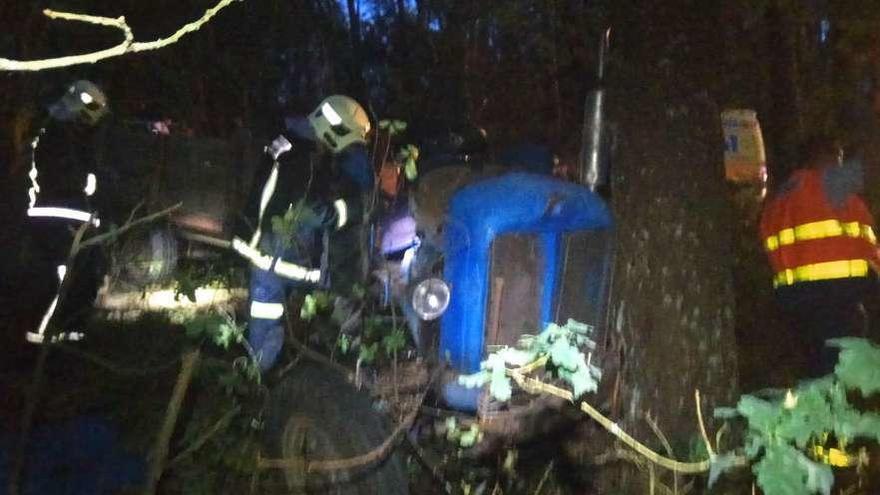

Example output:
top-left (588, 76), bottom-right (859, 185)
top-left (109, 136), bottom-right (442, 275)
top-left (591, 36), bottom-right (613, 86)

top-left (264, 362), bottom-right (409, 495)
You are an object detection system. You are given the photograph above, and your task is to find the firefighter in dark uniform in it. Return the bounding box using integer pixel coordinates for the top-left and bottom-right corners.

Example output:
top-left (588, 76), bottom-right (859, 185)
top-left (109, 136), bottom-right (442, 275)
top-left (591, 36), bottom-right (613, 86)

top-left (23, 80), bottom-right (109, 344)
top-left (234, 95), bottom-right (373, 372)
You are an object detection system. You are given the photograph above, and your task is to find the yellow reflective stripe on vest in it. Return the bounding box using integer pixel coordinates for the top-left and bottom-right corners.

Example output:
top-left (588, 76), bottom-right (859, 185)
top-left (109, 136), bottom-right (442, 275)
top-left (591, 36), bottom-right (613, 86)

top-left (773, 259), bottom-right (868, 287)
top-left (863, 225), bottom-right (877, 244)
top-left (765, 219), bottom-right (874, 252)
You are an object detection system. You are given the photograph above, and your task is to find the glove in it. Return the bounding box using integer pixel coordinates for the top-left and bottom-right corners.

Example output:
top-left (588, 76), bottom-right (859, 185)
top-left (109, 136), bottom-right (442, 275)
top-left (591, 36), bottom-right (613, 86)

top-left (265, 135), bottom-right (292, 161)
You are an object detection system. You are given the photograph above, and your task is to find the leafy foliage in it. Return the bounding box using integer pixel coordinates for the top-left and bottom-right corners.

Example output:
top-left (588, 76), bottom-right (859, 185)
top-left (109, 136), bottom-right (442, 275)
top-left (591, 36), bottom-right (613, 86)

top-left (710, 338), bottom-right (880, 495)
top-left (397, 144), bottom-right (420, 181)
top-left (828, 338), bottom-right (880, 396)
top-left (183, 311), bottom-right (245, 350)
top-left (172, 259), bottom-right (243, 304)
top-left (270, 199), bottom-right (321, 249)
top-left (378, 119), bottom-right (408, 135)
top-left (459, 319), bottom-right (602, 402)
top-left (300, 290), bottom-right (332, 321)
top-left (443, 417), bottom-right (484, 449)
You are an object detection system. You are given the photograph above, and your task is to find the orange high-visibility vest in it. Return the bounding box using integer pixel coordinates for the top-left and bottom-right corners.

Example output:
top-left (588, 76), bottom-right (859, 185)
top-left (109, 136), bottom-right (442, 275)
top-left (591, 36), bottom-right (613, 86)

top-left (760, 168), bottom-right (879, 288)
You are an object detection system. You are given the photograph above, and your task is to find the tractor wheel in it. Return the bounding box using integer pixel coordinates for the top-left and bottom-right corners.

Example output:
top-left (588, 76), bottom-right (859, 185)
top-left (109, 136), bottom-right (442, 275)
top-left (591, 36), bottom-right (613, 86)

top-left (264, 362), bottom-right (409, 494)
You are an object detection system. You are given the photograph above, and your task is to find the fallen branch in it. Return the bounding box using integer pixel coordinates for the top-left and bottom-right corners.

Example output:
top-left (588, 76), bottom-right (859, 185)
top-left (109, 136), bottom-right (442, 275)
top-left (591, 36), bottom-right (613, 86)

top-left (0, 0), bottom-right (240, 71)
top-left (77, 202), bottom-right (182, 251)
top-left (143, 349), bottom-right (201, 495)
top-left (167, 404), bottom-right (242, 469)
top-left (506, 364), bottom-right (742, 475)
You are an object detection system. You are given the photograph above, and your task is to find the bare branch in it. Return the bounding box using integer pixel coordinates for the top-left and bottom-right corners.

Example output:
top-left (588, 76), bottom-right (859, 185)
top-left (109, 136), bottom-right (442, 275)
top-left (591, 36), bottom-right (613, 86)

top-left (77, 202), bottom-right (182, 251)
top-left (0, 0), bottom-right (240, 71)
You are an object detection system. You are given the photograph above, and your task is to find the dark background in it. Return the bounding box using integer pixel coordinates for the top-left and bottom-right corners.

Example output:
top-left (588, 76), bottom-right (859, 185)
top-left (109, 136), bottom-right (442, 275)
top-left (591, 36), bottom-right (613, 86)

top-left (2, 1), bottom-right (880, 493)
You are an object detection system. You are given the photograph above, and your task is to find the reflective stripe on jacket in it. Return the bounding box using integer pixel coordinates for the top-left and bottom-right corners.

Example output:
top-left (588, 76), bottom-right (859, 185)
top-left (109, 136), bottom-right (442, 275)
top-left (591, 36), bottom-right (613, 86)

top-left (760, 168), bottom-right (878, 287)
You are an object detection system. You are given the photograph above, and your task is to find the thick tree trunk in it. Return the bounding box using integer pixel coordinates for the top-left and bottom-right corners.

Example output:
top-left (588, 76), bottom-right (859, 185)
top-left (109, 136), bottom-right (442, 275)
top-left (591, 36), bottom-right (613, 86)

top-left (569, 2), bottom-right (739, 491)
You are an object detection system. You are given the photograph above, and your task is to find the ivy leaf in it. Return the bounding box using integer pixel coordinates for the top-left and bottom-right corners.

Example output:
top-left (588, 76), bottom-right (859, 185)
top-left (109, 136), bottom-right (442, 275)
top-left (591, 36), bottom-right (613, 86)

top-left (300, 294), bottom-right (318, 321)
top-left (379, 119), bottom-right (391, 130)
top-left (834, 409), bottom-right (880, 444)
top-left (796, 451), bottom-right (833, 495)
top-left (828, 338), bottom-right (880, 395)
top-left (714, 407), bottom-right (740, 419)
top-left (359, 342), bottom-right (378, 364)
top-left (459, 371), bottom-right (489, 389)
top-left (485, 354), bottom-right (512, 401)
top-left (404, 156), bottom-right (418, 180)
top-left (737, 395), bottom-right (781, 433)
top-left (754, 444), bottom-right (808, 495)
top-left (708, 452), bottom-right (741, 488)
top-left (568, 368), bottom-right (598, 398)
top-left (549, 337), bottom-right (583, 371)
top-left (776, 388), bottom-right (833, 449)
top-left (382, 328), bottom-right (407, 356)
top-left (337, 334), bottom-right (350, 354)
top-left (744, 433), bottom-right (766, 458)
top-left (391, 120), bottom-right (408, 133)
top-left (458, 424), bottom-right (482, 448)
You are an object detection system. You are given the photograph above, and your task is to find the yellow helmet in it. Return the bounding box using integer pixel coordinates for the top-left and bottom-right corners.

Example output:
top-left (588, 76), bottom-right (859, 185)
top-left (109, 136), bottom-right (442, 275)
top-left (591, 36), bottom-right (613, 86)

top-left (308, 95), bottom-right (371, 153)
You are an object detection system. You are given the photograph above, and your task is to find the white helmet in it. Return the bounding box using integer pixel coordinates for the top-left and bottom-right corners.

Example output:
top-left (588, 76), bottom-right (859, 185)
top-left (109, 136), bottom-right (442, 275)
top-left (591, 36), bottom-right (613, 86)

top-left (308, 95), bottom-right (371, 153)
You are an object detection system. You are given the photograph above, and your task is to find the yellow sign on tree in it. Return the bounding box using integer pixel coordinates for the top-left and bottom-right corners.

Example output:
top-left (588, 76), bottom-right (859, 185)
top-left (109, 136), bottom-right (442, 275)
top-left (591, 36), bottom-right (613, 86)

top-left (721, 109), bottom-right (766, 184)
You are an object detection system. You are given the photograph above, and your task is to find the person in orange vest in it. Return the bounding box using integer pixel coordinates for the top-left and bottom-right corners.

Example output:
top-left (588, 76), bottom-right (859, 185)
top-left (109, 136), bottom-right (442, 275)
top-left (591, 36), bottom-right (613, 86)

top-left (760, 135), bottom-right (880, 377)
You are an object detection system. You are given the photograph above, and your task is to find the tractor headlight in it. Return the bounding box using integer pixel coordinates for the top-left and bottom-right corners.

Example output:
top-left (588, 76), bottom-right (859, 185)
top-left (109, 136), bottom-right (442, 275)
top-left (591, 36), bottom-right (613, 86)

top-left (412, 278), bottom-right (450, 321)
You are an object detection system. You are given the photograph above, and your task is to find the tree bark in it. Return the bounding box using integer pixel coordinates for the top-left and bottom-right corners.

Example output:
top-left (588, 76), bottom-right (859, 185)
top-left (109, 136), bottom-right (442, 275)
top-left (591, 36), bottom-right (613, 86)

top-left (570, 1), bottom-right (739, 490)
top-left (346, 0), bottom-right (366, 101)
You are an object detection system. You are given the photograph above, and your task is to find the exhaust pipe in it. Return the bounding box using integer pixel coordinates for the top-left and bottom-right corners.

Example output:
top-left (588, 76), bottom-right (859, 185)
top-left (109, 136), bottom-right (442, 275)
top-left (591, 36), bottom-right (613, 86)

top-left (579, 27), bottom-right (612, 192)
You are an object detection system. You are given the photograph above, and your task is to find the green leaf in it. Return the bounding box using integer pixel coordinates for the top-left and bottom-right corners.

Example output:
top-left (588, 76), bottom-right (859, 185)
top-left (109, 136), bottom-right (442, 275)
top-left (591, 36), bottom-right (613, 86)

top-left (459, 371), bottom-right (489, 389)
top-left (485, 354), bottom-right (512, 401)
top-left (797, 453), bottom-right (833, 495)
top-left (835, 410), bottom-right (880, 444)
top-left (568, 368), bottom-right (598, 398)
top-left (714, 407), bottom-right (740, 419)
top-left (708, 452), bottom-right (741, 488)
top-left (458, 424), bottom-right (481, 448)
top-left (737, 395), bottom-right (781, 433)
top-left (828, 338), bottom-right (880, 395)
top-left (404, 157), bottom-right (418, 180)
top-left (382, 328), bottom-right (407, 356)
top-left (378, 119), bottom-right (391, 130)
top-left (392, 120), bottom-right (408, 133)
top-left (754, 444), bottom-right (809, 495)
top-left (352, 284), bottom-right (366, 300)
top-left (776, 388), bottom-right (833, 449)
top-left (300, 294), bottom-right (317, 321)
top-left (337, 334), bottom-right (350, 354)
top-left (359, 342), bottom-right (378, 363)
top-left (548, 337), bottom-right (583, 371)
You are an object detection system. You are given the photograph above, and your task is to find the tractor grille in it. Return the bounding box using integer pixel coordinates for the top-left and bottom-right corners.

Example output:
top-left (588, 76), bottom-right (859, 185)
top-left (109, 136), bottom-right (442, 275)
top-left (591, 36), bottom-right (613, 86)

top-left (485, 234), bottom-right (543, 347)
top-left (484, 230), bottom-right (612, 351)
top-left (553, 230), bottom-right (612, 333)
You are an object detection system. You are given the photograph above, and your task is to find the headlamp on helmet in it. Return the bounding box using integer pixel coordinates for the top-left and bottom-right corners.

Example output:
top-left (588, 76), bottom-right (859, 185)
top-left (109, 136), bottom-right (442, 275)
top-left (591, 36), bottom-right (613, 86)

top-left (308, 95), bottom-right (370, 153)
top-left (49, 80), bottom-right (108, 126)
